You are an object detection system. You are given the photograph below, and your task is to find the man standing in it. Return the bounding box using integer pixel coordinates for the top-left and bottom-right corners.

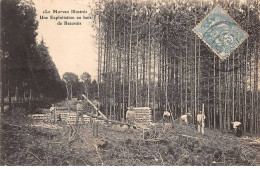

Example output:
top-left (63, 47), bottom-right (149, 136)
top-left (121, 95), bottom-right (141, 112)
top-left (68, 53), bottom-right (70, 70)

top-left (50, 104), bottom-right (56, 123)
top-left (197, 111), bottom-right (206, 134)
top-left (76, 100), bottom-right (84, 125)
top-left (92, 98), bottom-right (100, 116)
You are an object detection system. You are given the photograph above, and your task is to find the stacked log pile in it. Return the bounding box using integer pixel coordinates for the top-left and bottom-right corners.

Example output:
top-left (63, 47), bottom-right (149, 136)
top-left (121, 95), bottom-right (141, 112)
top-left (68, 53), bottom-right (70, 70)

top-left (132, 107), bottom-right (152, 126)
top-left (66, 113), bottom-right (91, 125)
top-left (30, 114), bottom-right (51, 122)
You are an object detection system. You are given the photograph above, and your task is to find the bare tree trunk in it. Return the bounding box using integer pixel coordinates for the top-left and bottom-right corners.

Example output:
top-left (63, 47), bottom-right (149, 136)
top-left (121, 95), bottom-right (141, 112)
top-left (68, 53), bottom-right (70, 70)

top-left (244, 41), bottom-right (248, 132)
top-left (109, 21), bottom-right (113, 119)
top-left (118, 32), bottom-right (122, 120)
top-left (135, 27), bottom-right (139, 107)
top-left (104, 31), bottom-right (108, 117)
top-left (180, 52), bottom-right (183, 116)
top-left (219, 59), bottom-right (222, 131)
top-left (198, 40), bottom-right (201, 117)
top-left (8, 81), bottom-right (11, 110)
top-left (185, 36), bottom-right (188, 114)
top-left (244, 0), bottom-right (250, 133)
top-left (232, 53), bottom-right (235, 124)
top-left (256, 0), bottom-right (260, 135)
top-left (128, 0), bottom-right (133, 107)
top-left (250, 49), bottom-right (253, 134)
top-left (224, 58), bottom-right (228, 131)
top-left (70, 83), bottom-right (73, 100)
top-left (158, 43), bottom-right (161, 119)
top-left (214, 55), bottom-right (216, 129)
top-left (238, 55), bottom-right (242, 122)
top-left (0, 51), bottom-right (4, 115)
top-left (147, 14), bottom-right (151, 107)
top-left (97, 1), bottom-right (101, 99)
top-left (113, 0), bottom-right (116, 120)
top-left (65, 82), bottom-right (69, 100)
top-left (251, 41), bottom-right (257, 134)
top-left (208, 77), bottom-right (211, 128)
top-left (194, 7), bottom-right (197, 124)
top-left (122, 13), bottom-right (126, 120)
top-left (143, 37), bottom-right (146, 107)
top-left (254, 41), bottom-right (259, 135)
top-left (165, 48), bottom-right (168, 112)
top-left (153, 43), bottom-right (156, 121)
top-left (15, 86), bottom-right (18, 102)
top-left (29, 89), bottom-right (32, 109)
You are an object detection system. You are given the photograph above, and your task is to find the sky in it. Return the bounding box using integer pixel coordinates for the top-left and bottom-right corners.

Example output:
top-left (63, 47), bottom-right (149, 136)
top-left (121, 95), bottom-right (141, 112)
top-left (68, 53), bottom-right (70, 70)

top-left (33, 0), bottom-right (98, 79)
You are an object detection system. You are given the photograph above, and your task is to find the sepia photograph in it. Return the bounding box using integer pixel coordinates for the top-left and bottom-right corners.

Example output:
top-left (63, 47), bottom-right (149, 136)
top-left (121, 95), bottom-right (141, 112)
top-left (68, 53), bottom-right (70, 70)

top-left (0, 0), bottom-right (260, 166)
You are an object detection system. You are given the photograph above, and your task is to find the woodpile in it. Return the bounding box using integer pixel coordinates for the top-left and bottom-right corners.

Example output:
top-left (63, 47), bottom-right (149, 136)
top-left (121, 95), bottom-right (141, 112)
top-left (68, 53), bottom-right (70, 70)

top-left (131, 107), bottom-right (152, 126)
top-left (66, 113), bottom-right (91, 125)
top-left (30, 114), bottom-right (51, 122)
top-left (57, 110), bottom-right (70, 121)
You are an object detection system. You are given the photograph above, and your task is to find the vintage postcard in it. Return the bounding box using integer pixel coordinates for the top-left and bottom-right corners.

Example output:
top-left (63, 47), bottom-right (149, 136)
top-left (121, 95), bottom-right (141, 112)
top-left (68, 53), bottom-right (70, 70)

top-left (0, 0), bottom-right (260, 166)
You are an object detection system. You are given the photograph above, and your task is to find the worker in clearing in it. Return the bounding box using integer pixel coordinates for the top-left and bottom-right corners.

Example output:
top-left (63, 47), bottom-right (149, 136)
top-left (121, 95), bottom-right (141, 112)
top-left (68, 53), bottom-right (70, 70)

top-left (180, 112), bottom-right (192, 125)
top-left (50, 104), bottom-right (56, 123)
top-left (126, 106), bottom-right (136, 125)
top-left (92, 98), bottom-right (100, 116)
top-left (231, 121), bottom-right (243, 137)
top-left (163, 110), bottom-right (171, 123)
top-left (76, 100), bottom-right (84, 125)
top-left (197, 111), bottom-right (206, 134)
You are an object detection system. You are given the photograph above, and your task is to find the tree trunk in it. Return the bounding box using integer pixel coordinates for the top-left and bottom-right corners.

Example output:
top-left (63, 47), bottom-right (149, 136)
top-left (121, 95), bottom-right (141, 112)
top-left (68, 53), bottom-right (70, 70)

top-left (198, 40), bottom-right (201, 117)
top-left (8, 80), bottom-right (11, 110)
top-left (194, 7), bottom-right (197, 124)
top-left (180, 51), bottom-right (183, 116)
top-left (224, 58), bottom-right (228, 131)
top-left (244, 40), bottom-right (248, 132)
top-left (153, 42), bottom-right (156, 121)
top-left (113, 1), bottom-right (116, 120)
top-left (219, 59), bottom-right (222, 131)
top-left (122, 12), bottom-right (126, 120)
top-left (213, 55), bottom-right (216, 129)
top-left (250, 48), bottom-right (253, 134)
top-left (70, 83), bottom-right (73, 100)
top-left (208, 77), bottom-right (211, 128)
top-left (29, 89), bottom-right (32, 109)
top-left (65, 82), bottom-right (69, 100)
top-left (97, 1), bottom-right (101, 99)
top-left (135, 27), bottom-right (139, 107)
top-left (185, 36), bottom-right (188, 114)
top-left (147, 14), bottom-right (151, 107)
top-left (0, 51), bottom-right (4, 114)
top-left (128, 0), bottom-right (133, 107)
top-left (254, 41), bottom-right (259, 135)
top-left (232, 53), bottom-right (235, 124)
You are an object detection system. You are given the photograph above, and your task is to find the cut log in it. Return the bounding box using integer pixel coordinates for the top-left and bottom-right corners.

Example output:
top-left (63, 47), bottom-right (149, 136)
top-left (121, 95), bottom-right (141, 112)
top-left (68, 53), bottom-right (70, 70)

top-left (84, 111), bottom-right (136, 128)
top-left (82, 94), bottom-right (107, 119)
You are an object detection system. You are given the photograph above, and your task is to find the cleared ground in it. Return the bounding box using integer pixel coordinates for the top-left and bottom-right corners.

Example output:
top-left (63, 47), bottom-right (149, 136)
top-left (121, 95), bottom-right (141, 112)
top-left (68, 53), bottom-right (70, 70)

top-left (0, 104), bottom-right (259, 166)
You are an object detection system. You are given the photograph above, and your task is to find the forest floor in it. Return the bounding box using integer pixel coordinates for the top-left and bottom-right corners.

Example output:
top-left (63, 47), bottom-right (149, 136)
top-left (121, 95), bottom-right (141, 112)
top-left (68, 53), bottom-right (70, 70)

top-left (0, 103), bottom-right (260, 166)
